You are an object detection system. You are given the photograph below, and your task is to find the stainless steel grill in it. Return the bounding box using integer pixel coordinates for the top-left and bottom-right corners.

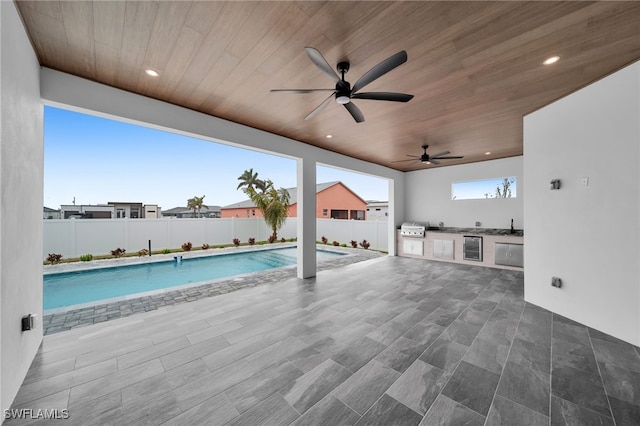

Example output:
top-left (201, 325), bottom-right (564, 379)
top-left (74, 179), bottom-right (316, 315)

top-left (400, 222), bottom-right (427, 238)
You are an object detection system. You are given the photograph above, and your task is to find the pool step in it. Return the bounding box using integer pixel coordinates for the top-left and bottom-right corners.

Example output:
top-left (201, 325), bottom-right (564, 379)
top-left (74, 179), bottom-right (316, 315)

top-left (256, 251), bottom-right (296, 268)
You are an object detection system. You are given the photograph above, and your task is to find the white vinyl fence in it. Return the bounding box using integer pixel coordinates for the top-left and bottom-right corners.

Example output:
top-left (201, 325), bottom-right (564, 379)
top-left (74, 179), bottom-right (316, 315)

top-left (43, 218), bottom-right (388, 258)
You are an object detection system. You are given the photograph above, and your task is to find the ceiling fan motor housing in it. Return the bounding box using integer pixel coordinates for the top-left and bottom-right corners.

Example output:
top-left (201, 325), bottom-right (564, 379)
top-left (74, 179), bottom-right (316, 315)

top-left (335, 80), bottom-right (351, 104)
top-left (420, 145), bottom-right (429, 162)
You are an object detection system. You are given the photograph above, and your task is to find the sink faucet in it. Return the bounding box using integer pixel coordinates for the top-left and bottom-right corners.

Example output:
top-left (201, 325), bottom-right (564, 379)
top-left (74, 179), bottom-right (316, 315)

top-left (510, 218), bottom-right (514, 234)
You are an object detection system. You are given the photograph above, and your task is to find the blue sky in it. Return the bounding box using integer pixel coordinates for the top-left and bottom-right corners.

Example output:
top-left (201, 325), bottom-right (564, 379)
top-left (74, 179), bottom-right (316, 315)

top-left (452, 177), bottom-right (517, 200)
top-left (44, 107), bottom-right (388, 210)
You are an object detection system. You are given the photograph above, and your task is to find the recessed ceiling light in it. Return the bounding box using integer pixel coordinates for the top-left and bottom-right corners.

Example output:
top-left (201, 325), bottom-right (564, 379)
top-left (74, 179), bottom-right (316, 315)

top-left (145, 69), bottom-right (160, 77)
top-left (485, 151), bottom-right (491, 155)
top-left (325, 134), bottom-right (332, 138)
top-left (543, 56), bottom-right (560, 65)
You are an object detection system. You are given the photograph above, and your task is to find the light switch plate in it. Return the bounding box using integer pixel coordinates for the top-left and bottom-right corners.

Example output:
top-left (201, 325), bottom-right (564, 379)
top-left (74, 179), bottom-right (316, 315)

top-left (581, 177), bottom-right (589, 186)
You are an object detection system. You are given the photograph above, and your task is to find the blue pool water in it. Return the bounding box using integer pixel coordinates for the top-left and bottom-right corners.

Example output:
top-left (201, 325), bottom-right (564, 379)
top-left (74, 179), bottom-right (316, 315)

top-left (44, 247), bottom-right (343, 310)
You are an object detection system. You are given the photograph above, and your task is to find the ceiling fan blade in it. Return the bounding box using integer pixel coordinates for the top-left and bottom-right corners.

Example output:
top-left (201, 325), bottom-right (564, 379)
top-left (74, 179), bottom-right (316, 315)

top-left (304, 93), bottom-right (335, 120)
top-left (270, 88), bottom-right (335, 93)
top-left (430, 151), bottom-right (450, 158)
top-left (391, 158), bottom-right (420, 163)
top-left (343, 102), bottom-right (364, 123)
top-left (406, 154), bottom-right (420, 158)
top-left (433, 155), bottom-right (464, 160)
top-left (352, 50), bottom-right (408, 93)
top-left (351, 92), bottom-right (414, 102)
top-left (305, 47), bottom-right (340, 83)
top-left (429, 159), bottom-right (441, 165)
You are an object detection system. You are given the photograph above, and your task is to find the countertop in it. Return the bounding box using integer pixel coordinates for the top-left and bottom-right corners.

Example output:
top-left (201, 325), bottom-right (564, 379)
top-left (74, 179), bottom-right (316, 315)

top-left (399, 226), bottom-right (524, 237)
top-left (427, 227), bottom-right (524, 237)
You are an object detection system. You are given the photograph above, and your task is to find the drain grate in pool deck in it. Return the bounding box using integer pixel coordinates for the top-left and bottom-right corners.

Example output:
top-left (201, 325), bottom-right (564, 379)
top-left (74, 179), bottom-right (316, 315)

top-left (42, 249), bottom-right (383, 335)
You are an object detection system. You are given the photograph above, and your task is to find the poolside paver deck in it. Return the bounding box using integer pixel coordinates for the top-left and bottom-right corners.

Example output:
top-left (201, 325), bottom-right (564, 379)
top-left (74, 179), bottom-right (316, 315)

top-left (43, 246), bottom-right (383, 335)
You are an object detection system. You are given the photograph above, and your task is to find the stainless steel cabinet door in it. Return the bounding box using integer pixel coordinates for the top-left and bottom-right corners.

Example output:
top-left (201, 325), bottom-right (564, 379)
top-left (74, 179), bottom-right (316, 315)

top-left (495, 243), bottom-right (523, 267)
top-left (433, 239), bottom-right (454, 259)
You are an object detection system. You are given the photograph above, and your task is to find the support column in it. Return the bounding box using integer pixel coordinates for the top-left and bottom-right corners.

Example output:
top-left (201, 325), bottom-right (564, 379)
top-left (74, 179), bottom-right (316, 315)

top-left (297, 157), bottom-right (316, 278)
top-left (388, 176), bottom-right (405, 256)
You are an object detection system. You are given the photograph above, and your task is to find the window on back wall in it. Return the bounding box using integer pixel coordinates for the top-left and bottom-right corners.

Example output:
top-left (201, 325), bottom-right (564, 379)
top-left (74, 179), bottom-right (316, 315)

top-left (452, 177), bottom-right (517, 200)
top-left (322, 209), bottom-right (328, 216)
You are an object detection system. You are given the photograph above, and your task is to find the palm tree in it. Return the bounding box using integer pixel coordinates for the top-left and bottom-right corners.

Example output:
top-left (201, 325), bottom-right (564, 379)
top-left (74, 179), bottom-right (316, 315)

top-left (187, 195), bottom-right (207, 218)
top-left (237, 168), bottom-right (266, 192)
top-left (495, 178), bottom-right (515, 198)
top-left (241, 179), bottom-right (290, 240)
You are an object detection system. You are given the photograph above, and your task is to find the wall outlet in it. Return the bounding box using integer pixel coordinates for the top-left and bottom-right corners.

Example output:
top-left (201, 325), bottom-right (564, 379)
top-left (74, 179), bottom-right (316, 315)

top-left (21, 314), bottom-right (36, 331)
top-left (551, 277), bottom-right (562, 288)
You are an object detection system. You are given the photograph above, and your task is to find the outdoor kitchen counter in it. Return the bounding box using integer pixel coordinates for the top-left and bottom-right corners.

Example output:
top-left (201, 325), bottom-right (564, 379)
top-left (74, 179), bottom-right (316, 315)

top-left (425, 227), bottom-right (524, 237)
top-left (397, 228), bottom-right (524, 270)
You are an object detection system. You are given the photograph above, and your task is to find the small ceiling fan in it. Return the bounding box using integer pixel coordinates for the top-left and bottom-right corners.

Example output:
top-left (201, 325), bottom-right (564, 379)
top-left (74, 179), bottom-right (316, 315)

top-left (393, 145), bottom-right (464, 165)
top-left (270, 47), bottom-right (413, 123)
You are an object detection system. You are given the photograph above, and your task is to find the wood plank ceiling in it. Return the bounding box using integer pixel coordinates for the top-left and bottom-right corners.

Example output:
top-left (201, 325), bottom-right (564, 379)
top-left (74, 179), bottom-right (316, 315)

top-left (14, 1), bottom-right (640, 171)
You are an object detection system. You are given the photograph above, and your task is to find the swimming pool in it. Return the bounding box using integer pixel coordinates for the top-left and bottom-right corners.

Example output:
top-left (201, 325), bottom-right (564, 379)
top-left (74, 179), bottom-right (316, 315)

top-left (44, 247), bottom-right (344, 310)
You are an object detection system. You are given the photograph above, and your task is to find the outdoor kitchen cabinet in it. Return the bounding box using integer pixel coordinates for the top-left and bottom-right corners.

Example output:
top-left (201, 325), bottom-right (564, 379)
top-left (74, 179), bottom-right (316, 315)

top-left (402, 239), bottom-right (424, 256)
top-left (433, 238), bottom-right (454, 260)
top-left (494, 243), bottom-right (524, 268)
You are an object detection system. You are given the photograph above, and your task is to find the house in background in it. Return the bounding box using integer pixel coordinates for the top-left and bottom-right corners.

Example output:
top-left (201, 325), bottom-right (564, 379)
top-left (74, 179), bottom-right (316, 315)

top-left (60, 204), bottom-right (114, 219)
top-left (110, 202), bottom-right (157, 219)
top-left (59, 202), bottom-right (161, 219)
top-left (221, 181), bottom-right (366, 220)
top-left (42, 206), bottom-right (60, 219)
top-left (366, 201), bottom-right (388, 221)
top-left (162, 205), bottom-right (221, 218)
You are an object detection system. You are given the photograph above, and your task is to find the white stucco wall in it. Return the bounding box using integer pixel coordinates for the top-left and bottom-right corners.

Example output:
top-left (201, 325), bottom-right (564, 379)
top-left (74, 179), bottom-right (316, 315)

top-left (404, 156), bottom-right (523, 229)
top-left (524, 61), bottom-right (640, 345)
top-left (1, 1), bottom-right (44, 415)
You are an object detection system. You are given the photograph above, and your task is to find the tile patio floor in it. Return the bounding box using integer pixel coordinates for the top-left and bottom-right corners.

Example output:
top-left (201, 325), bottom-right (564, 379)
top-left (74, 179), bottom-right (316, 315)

top-left (8, 256), bottom-right (640, 425)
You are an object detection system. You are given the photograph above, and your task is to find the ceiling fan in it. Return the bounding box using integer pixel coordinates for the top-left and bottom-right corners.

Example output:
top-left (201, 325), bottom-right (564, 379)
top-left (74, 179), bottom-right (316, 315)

top-left (393, 144), bottom-right (464, 165)
top-left (271, 47), bottom-right (413, 123)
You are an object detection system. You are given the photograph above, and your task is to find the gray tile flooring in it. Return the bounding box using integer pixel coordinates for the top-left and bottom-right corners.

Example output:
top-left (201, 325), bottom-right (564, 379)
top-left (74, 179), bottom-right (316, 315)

top-left (9, 256), bottom-right (640, 425)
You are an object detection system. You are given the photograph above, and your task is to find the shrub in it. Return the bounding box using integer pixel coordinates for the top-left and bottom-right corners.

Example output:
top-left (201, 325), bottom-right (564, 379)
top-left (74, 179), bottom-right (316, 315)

top-left (80, 253), bottom-right (93, 262)
top-left (160, 248), bottom-right (171, 254)
top-left (110, 248), bottom-right (126, 258)
top-left (233, 238), bottom-right (240, 247)
top-left (47, 253), bottom-right (63, 264)
top-left (332, 240), bottom-right (340, 246)
top-left (280, 237), bottom-right (286, 243)
top-left (201, 243), bottom-right (210, 250)
top-left (350, 240), bottom-right (358, 248)
top-left (359, 240), bottom-right (371, 250)
top-left (137, 249), bottom-right (149, 257)
top-left (321, 236), bottom-right (328, 244)
top-left (181, 242), bottom-right (193, 251)
top-left (248, 237), bottom-right (255, 245)
top-left (268, 235), bottom-right (277, 244)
